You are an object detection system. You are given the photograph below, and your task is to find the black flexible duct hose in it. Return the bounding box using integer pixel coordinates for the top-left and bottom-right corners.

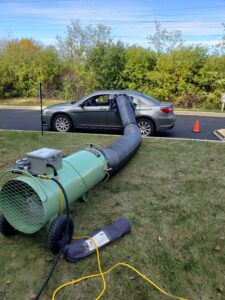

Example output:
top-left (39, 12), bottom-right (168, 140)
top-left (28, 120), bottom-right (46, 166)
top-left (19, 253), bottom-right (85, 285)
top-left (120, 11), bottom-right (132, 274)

top-left (99, 94), bottom-right (142, 174)
top-left (34, 177), bottom-right (70, 300)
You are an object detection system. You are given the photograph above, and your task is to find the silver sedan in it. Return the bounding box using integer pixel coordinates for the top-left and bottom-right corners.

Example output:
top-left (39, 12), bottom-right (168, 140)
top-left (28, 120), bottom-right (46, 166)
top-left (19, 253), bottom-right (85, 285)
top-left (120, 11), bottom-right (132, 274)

top-left (42, 90), bottom-right (175, 136)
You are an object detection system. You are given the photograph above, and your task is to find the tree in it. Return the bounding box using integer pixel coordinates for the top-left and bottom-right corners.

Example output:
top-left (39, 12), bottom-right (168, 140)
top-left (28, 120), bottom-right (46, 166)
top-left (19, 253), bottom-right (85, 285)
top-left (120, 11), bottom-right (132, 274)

top-left (196, 54), bottom-right (225, 109)
top-left (148, 46), bottom-right (207, 102)
top-left (121, 46), bottom-right (156, 93)
top-left (0, 38), bottom-right (62, 98)
top-left (31, 46), bottom-right (63, 98)
top-left (86, 42), bottom-right (126, 90)
top-left (56, 19), bottom-right (112, 63)
top-left (147, 21), bottom-right (183, 53)
top-left (55, 20), bottom-right (113, 99)
top-left (215, 23), bottom-right (225, 55)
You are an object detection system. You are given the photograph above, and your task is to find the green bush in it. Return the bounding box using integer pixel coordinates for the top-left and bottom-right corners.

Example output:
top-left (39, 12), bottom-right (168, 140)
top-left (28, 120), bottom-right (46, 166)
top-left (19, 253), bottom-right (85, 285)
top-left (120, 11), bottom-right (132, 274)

top-left (0, 33), bottom-right (225, 110)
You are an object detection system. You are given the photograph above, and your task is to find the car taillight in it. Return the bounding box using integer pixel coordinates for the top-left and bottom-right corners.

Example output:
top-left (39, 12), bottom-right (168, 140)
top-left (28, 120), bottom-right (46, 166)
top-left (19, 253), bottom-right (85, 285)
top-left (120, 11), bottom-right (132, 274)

top-left (160, 107), bottom-right (172, 114)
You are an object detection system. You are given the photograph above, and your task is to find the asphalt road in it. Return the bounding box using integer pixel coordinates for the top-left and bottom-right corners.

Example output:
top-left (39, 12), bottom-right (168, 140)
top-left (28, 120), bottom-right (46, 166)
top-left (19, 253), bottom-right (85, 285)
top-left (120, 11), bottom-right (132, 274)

top-left (0, 108), bottom-right (224, 141)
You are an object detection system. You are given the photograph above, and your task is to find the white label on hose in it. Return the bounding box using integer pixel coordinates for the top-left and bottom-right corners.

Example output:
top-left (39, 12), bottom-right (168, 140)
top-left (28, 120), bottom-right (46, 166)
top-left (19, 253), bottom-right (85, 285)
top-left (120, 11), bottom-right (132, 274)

top-left (85, 231), bottom-right (110, 252)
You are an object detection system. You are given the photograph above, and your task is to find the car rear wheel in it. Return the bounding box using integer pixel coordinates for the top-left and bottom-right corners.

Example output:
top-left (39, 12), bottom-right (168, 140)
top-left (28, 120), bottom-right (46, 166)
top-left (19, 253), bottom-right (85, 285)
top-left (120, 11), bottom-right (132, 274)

top-left (137, 118), bottom-right (155, 136)
top-left (53, 114), bottom-right (72, 132)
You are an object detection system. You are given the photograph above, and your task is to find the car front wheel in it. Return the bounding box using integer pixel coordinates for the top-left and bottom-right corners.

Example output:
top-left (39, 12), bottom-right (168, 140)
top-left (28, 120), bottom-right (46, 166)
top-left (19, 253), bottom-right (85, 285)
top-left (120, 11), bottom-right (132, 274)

top-left (137, 118), bottom-right (155, 136)
top-left (53, 114), bottom-right (72, 132)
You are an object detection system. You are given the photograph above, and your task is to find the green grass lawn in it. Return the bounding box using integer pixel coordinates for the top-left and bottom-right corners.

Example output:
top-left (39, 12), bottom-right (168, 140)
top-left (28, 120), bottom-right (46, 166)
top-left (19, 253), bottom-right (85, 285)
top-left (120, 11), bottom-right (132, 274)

top-left (0, 131), bottom-right (225, 300)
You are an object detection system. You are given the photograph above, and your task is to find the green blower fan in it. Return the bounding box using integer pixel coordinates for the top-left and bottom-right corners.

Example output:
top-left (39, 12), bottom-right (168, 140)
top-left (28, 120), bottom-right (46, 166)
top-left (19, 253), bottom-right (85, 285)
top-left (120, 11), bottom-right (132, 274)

top-left (0, 147), bottom-right (108, 253)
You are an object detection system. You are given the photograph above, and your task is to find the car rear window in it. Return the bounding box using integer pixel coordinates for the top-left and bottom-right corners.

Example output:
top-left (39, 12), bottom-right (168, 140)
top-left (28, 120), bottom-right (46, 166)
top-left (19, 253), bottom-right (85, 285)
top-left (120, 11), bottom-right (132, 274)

top-left (130, 92), bottom-right (160, 106)
top-left (132, 98), bottom-right (147, 107)
top-left (141, 94), bottom-right (159, 105)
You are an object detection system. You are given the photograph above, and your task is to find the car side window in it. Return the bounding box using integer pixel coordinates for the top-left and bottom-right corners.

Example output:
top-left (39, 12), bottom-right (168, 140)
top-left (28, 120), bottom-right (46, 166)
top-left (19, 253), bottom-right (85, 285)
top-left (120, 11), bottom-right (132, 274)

top-left (84, 95), bottom-right (110, 107)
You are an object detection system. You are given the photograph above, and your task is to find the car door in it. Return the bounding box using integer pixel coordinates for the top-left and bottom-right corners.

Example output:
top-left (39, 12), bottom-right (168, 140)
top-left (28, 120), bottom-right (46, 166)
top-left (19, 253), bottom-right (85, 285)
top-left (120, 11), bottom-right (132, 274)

top-left (75, 94), bottom-right (116, 129)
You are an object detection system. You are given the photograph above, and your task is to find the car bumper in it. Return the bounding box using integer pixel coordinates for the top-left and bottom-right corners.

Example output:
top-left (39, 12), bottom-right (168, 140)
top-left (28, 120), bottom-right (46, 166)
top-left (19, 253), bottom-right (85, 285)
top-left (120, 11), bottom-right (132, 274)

top-left (42, 114), bottom-right (52, 128)
top-left (159, 123), bottom-right (175, 130)
top-left (157, 115), bottom-right (176, 131)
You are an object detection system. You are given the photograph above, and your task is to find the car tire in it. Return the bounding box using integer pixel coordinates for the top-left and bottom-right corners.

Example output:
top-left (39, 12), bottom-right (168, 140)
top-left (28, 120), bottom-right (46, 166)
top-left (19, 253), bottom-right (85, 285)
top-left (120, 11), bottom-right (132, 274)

top-left (46, 215), bottom-right (74, 254)
top-left (0, 214), bottom-right (17, 236)
top-left (53, 114), bottom-right (72, 132)
top-left (137, 118), bottom-right (155, 136)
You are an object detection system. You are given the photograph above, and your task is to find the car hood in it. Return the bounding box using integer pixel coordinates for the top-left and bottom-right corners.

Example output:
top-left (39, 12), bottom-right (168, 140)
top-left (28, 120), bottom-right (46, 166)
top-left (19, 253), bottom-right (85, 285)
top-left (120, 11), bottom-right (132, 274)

top-left (46, 102), bottom-right (74, 110)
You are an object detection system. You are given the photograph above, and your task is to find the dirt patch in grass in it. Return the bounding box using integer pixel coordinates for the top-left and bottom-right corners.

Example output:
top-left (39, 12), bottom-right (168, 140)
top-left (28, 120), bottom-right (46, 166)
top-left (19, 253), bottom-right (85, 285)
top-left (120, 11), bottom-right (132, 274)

top-left (0, 131), bottom-right (225, 299)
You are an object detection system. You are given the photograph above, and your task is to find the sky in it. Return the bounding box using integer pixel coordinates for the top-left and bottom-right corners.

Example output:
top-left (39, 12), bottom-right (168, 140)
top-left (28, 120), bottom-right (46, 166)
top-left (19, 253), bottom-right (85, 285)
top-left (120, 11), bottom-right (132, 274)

top-left (0, 0), bottom-right (225, 48)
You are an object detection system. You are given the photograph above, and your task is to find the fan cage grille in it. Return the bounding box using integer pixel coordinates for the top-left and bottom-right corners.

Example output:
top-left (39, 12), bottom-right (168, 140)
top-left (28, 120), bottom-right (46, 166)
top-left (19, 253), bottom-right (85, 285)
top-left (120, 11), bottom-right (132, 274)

top-left (0, 178), bottom-right (45, 233)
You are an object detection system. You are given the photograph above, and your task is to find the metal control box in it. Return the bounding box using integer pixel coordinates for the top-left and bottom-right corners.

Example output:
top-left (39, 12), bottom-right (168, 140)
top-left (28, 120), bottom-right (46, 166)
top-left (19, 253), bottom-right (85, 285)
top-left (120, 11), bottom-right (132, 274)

top-left (27, 148), bottom-right (62, 174)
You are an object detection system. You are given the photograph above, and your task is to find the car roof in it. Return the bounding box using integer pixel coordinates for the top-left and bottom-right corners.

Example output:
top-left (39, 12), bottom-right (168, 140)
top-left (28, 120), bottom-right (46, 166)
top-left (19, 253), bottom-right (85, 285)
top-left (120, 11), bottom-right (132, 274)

top-left (91, 90), bottom-right (142, 96)
top-left (90, 90), bottom-right (160, 104)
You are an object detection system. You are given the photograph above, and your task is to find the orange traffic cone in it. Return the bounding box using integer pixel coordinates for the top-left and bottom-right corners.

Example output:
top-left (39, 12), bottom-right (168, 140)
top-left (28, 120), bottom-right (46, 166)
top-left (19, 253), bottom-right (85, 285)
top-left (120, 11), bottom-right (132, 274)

top-left (193, 119), bottom-right (200, 133)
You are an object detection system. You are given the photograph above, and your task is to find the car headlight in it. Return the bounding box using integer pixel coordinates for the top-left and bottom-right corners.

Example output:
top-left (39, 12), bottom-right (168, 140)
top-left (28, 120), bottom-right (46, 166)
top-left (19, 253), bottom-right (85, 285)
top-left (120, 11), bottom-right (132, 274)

top-left (42, 108), bottom-right (49, 115)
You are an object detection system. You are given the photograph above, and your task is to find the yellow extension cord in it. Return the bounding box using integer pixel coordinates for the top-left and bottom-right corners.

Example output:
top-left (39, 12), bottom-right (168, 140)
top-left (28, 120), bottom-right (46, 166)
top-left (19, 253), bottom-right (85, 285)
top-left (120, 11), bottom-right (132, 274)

top-left (52, 235), bottom-right (188, 300)
top-left (52, 178), bottom-right (187, 299)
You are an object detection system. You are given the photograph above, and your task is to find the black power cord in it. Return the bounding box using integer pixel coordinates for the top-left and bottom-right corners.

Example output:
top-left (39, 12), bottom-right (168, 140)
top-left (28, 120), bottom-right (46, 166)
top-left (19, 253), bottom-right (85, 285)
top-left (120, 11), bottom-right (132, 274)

top-left (34, 177), bottom-right (70, 300)
top-left (46, 163), bottom-right (58, 177)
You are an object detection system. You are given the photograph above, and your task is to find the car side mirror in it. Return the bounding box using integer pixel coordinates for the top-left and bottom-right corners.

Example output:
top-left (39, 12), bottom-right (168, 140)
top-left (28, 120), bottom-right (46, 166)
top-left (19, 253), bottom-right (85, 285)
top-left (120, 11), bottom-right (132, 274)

top-left (79, 103), bottom-right (84, 108)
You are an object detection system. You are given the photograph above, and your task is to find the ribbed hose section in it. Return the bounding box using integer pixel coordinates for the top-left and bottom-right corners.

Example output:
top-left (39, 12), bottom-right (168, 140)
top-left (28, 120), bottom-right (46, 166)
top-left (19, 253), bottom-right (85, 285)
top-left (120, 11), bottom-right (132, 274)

top-left (101, 94), bottom-right (142, 174)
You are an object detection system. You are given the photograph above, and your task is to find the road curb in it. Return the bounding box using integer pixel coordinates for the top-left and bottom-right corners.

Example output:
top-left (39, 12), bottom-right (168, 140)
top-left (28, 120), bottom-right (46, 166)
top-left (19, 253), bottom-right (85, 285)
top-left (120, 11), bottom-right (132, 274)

top-left (175, 110), bottom-right (225, 117)
top-left (0, 129), bottom-right (221, 143)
